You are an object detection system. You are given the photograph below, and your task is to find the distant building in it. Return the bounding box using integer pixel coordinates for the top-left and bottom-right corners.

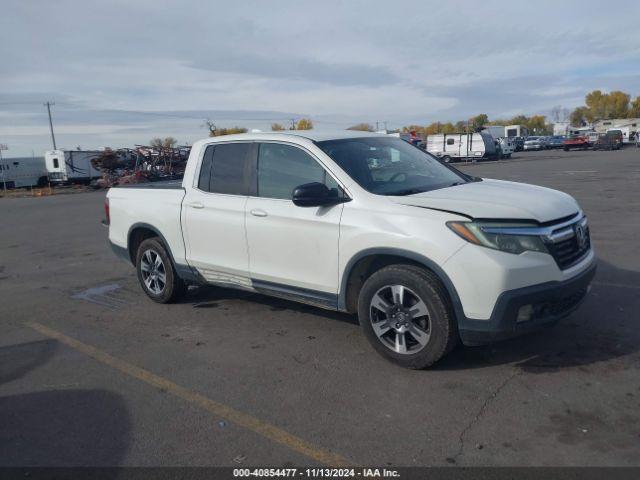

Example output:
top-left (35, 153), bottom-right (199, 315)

top-left (592, 118), bottom-right (639, 133)
top-left (553, 121), bottom-right (570, 136)
top-left (592, 118), bottom-right (640, 143)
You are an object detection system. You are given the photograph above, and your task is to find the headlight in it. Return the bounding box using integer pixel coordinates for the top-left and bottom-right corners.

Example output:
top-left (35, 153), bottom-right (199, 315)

top-left (447, 221), bottom-right (548, 255)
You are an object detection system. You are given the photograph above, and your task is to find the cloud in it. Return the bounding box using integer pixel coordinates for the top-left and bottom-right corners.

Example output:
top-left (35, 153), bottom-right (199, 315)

top-left (1, 0), bottom-right (639, 155)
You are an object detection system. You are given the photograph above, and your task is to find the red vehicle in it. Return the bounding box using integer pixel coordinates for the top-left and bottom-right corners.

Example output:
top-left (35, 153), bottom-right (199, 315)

top-left (563, 135), bottom-right (590, 151)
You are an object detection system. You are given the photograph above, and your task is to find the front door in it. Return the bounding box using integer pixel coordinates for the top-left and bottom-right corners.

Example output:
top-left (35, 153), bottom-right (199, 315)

top-left (245, 142), bottom-right (344, 305)
top-left (182, 142), bottom-right (255, 287)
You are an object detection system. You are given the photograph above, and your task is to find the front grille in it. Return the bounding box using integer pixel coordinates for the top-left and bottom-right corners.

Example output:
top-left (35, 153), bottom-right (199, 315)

top-left (546, 223), bottom-right (591, 270)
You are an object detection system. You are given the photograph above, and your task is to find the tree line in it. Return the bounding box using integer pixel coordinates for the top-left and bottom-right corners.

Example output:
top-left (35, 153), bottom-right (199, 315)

top-left (400, 113), bottom-right (553, 136)
top-left (570, 90), bottom-right (640, 126)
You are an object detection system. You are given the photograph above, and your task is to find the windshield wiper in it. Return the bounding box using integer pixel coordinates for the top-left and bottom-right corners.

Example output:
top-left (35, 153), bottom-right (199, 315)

top-left (385, 187), bottom-right (430, 196)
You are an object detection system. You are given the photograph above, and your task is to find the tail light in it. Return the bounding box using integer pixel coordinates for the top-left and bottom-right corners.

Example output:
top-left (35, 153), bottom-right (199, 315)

top-left (104, 197), bottom-right (110, 226)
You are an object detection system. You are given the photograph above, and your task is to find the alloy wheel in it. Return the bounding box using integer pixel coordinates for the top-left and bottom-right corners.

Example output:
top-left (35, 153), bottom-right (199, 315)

top-left (140, 249), bottom-right (166, 295)
top-left (369, 284), bottom-right (431, 354)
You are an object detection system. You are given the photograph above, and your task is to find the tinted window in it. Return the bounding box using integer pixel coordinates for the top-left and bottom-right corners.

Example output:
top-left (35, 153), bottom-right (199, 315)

top-left (198, 143), bottom-right (251, 195)
top-left (53, 158), bottom-right (59, 169)
top-left (317, 137), bottom-right (468, 196)
top-left (198, 146), bottom-right (214, 191)
top-left (257, 143), bottom-right (339, 200)
top-left (446, 138), bottom-right (455, 145)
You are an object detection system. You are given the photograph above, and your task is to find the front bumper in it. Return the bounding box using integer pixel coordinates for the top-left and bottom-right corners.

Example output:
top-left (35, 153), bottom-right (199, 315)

top-left (458, 261), bottom-right (596, 346)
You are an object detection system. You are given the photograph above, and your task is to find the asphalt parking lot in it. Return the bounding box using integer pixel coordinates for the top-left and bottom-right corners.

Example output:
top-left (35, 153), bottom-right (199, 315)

top-left (1, 146), bottom-right (639, 467)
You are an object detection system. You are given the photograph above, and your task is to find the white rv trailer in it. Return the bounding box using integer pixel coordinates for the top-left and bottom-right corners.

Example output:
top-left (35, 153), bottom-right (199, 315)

top-left (44, 150), bottom-right (103, 184)
top-left (0, 156), bottom-right (48, 189)
top-left (423, 132), bottom-right (498, 162)
top-left (505, 125), bottom-right (529, 138)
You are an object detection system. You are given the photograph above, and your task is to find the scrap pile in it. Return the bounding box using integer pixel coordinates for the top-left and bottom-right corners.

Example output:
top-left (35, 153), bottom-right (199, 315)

top-left (90, 144), bottom-right (191, 188)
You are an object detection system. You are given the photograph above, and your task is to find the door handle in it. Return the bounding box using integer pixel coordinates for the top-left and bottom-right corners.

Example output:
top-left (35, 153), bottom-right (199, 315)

top-left (188, 202), bottom-right (204, 209)
top-left (250, 209), bottom-right (268, 217)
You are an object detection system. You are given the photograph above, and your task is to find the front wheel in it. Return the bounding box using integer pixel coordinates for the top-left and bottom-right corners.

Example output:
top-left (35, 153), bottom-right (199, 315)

top-left (441, 155), bottom-right (451, 163)
top-left (136, 237), bottom-right (186, 303)
top-left (358, 265), bottom-right (458, 369)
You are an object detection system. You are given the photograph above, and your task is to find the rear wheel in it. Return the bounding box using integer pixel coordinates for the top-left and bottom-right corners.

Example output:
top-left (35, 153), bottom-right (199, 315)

top-left (136, 237), bottom-right (186, 303)
top-left (358, 265), bottom-right (458, 369)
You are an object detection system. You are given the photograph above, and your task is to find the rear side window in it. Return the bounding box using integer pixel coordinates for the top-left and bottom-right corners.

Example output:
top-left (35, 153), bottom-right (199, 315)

top-left (198, 146), bottom-right (214, 190)
top-left (257, 143), bottom-right (339, 200)
top-left (197, 143), bottom-right (252, 195)
top-left (53, 158), bottom-right (59, 168)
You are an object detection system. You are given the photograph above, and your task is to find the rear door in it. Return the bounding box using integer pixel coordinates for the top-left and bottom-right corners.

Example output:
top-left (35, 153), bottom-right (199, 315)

top-left (182, 142), bottom-right (255, 287)
top-left (245, 142), bottom-right (344, 304)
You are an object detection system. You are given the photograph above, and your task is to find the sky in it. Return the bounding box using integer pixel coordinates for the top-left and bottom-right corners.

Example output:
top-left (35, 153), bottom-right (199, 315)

top-left (1, 0), bottom-right (640, 157)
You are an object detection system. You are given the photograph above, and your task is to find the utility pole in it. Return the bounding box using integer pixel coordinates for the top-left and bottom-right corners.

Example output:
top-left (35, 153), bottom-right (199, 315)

top-left (44, 101), bottom-right (57, 150)
top-left (0, 143), bottom-right (7, 192)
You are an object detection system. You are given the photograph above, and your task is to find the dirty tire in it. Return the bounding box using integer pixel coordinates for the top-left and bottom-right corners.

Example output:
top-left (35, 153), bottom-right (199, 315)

top-left (136, 237), bottom-right (186, 303)
top-left (358, 265), bottom-right (458, 369)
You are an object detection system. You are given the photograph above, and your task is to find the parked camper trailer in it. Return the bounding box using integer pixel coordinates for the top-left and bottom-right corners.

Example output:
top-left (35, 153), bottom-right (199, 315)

top-left (424, 132), bottom-right (498, 162)
top-left (505, 125), bottom-right (529, 138)
top-left (45, 150), bottom-right (103, 184)
top-left (0, 157), bottom-right (48, 189)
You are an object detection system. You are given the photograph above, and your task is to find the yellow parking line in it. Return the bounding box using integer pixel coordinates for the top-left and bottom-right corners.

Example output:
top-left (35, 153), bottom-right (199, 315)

top-left (26, 321), bottom-right (352, 467)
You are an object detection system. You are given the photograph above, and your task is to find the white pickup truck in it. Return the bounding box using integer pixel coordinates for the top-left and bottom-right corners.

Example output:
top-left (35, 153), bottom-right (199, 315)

top-left (106, 131), bottom-right (596, 368)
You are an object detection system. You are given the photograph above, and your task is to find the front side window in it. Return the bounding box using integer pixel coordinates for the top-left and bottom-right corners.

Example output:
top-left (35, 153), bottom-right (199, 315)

top-left (257, 143), bottom-right (339, 200)
top-left (316, 136), bottom-right (469, 196)
top-left (198, 143), bottom-right (251, 195)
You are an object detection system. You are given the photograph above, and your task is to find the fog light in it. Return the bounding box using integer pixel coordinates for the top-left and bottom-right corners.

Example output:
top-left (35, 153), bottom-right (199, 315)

top-left (517, 304), bottom-right (533, 323)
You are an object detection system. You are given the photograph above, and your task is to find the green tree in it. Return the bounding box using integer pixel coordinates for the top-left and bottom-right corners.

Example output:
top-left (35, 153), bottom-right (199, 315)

top-left (271, 123), bottom-right (285, 131)
top-left (526, 115), bottom-right (550, 134)
top-left (347, 123), bottom-right (374, 132)
top-left (584, 90), bottom-right (630, 119)
top-left (150, 137), bottom-right (177, 149)
top-left (295, 118), bottom-right (314, 130)
top-left (509, 115), bottom-right (529, 126)
top-left (629, 97), bottom-right (640, 117)
top-left (570, 107), bottom-right (591, 126)
top-left (454, 120), bottom-right (467, 132)
top-left (424, 122), bottom-right (442, 135)
top-left (470, 114), bottom-right (489, 132)
top-left (209, 126), bottom-right (248, 137)
top-left (440, 122), bottom-right (457, 134)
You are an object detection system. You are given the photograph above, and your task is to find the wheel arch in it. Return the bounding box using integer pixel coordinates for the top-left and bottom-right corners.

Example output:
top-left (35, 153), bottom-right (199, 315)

top-left (339, 248), bottom-right (465, 323)
top-left (127, 223), bottom-right (176, 266)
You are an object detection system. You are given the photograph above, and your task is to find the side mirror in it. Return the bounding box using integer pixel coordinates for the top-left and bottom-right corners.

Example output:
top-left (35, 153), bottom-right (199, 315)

top-left (292, 182), bottom-right (339, 207)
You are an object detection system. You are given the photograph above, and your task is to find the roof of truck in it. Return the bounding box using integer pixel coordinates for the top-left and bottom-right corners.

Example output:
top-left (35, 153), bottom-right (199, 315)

top-left (204, 130), bottom-right (385, 144)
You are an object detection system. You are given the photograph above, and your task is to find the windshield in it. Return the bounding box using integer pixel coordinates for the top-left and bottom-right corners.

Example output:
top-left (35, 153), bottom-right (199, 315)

top-left (316, 136), bottom-right (470, 196)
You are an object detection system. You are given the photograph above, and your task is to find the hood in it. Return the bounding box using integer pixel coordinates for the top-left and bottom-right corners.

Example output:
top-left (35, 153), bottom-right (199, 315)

top-left (389, 179), bottom-right (579, 223)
